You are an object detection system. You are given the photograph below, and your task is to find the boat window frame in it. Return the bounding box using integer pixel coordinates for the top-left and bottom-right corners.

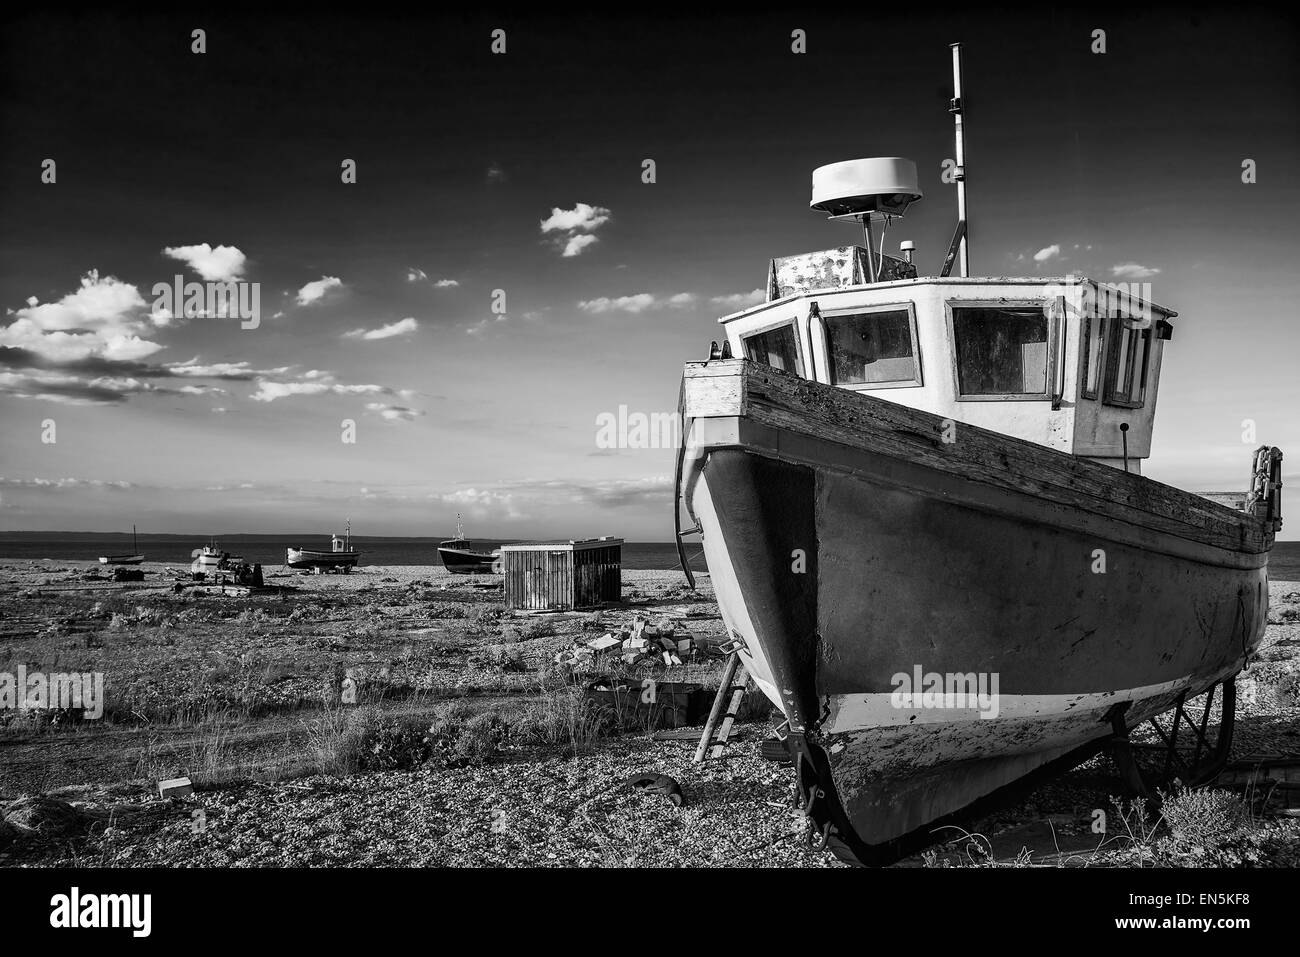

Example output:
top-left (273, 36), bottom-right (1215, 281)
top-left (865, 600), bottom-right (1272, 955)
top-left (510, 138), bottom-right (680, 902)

top-left (944, 298), bottom-right (1063, 402)
top-left (817, 300), bottom-right (923, 392)
top-left (1102, 316), bottom-right (1153, 409)
top-left (738, 314), bottom-right (807, 379)
top-left (1079, 312), bottom-right (1109, 401)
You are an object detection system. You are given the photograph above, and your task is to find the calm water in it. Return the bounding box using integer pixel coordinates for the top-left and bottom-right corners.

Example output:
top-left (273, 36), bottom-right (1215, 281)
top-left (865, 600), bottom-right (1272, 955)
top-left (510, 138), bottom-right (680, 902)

top-left (1, 533), bottom-right (1296, 579)
top-left (0, 533), bottom-right (709, 571)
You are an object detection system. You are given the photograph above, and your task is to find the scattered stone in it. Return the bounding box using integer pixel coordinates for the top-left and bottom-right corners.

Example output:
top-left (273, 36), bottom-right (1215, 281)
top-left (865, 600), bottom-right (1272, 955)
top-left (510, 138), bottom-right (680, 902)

top-left (625, 771), bottom-right (686, 807)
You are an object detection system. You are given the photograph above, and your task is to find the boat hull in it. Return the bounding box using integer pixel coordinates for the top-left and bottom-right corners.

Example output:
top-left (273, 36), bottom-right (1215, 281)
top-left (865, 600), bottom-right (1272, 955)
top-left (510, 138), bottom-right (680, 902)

top-left (438, 545), bottom-right (499, 574)
top-left (680, 359), bottom-right (1274, 864)
top-left (286, 548), bottom-right (359, 569)
top-left (99, 555), bottom-right (144, 565)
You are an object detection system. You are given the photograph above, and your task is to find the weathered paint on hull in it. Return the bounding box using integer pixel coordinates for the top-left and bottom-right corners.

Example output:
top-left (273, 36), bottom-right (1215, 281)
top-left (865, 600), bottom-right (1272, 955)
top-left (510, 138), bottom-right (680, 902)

top-left (437, 546), bottom-right (498, 574)
top-left (687, 442), bottom-right (1269, 860)
top-left (286, 549), bottom-right (360, 569)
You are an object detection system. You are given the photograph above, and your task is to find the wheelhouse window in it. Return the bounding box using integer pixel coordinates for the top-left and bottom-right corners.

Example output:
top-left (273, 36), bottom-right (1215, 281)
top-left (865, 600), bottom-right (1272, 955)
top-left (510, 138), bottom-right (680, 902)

top-left (1080, 314), bottom-right (1106, 400)
top-left (951, 306), bottom-right (1050, 397)
top-left (741, 322), bottom-right (803, 376)
top-left (824, 307), bottom-right (921, 387)
top-left (1104, 318), bottom-right (1152, 408)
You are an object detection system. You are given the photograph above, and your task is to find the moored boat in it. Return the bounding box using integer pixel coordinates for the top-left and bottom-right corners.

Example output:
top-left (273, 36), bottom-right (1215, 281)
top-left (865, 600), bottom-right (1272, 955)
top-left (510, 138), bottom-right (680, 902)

top-left (99, 525), bottom-right (144, 565)
top-left (438, 514), bottom-right (501, 574)
top-left (190, 542), bottom-right (240, 577)
top-left (286, 521), bottom-right (360, 571)
top-left (673, 44), bottom-right (1284, 865)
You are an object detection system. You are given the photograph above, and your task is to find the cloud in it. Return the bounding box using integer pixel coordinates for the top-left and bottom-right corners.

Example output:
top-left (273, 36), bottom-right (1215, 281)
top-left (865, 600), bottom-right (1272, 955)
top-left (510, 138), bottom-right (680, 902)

top-left (0, 476), bottom-right (134, 490)
top-left (432, 475), bottom-right (671, 519)
top-left (710, 289), bottom-right (765, 309)
top-left (578, 293), bottom-right (697, 314)
top-left (487, 163), bottom-right (506, 184)
top-left (249, 375), bottom-right (391, 403)
top-left (0, 341), bottom-right (298, 404)
top-left (168, 359), bottom-right (292, 380)
top-left (1033, 244), bottom-right (1062, 263)
top-left (343, 317), bottom-right (419, 341)
top-left (540, 202), bottom-right (612, 257)
top-left (466, 315), bottom-right (509, 337)
top-left (162, 243), bottom-right (246, 281)
top-left (540, 203), bottom-right (612, 234)
top-left (561, 234), bottom-right (600, 257)
top-left (295, 276), bottom-right (343, 305)
top-left (365, 402), bottom-right (425, 421)
top-left (0, 270), bottom-right (157, 365)
top-left (1111, 262), bottom-right (1161, 279)
top-left (434, 278), bottom-right (459, 288)
top-left (0, 371), bottom-right (221, 405)
top-left (406, 268), bottom-right (428, 282)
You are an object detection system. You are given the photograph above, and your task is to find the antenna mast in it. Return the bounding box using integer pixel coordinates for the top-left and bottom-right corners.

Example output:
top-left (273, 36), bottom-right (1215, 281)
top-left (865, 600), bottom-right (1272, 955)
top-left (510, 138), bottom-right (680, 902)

top-left (948, 42), bottom-right (969, 277)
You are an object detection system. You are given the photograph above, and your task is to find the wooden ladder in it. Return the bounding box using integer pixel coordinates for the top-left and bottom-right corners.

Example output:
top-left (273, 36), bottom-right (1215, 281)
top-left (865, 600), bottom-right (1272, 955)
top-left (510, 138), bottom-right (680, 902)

top-left (693, 652), bottom-right (747, 762)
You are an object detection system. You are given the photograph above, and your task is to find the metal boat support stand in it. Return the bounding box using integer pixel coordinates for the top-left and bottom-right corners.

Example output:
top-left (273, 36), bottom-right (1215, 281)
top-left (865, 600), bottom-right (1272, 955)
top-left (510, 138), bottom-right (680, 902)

top-left (1108, 676), bottom-right (1238, 798)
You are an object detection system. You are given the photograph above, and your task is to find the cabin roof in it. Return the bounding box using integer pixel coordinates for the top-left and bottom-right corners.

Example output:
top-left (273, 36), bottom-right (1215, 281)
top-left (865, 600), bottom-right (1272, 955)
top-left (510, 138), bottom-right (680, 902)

top-left (717, 275), bottom-right (1179, 324)
top-left (500, 537), bottom-right (624, 551)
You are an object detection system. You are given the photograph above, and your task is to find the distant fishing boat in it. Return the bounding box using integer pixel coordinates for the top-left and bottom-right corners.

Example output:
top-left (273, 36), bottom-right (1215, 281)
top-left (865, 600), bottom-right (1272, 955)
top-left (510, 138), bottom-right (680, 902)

top-left (190, 541), bottom-right (239, 577)
top-left (99, 525), bottom-right (144, 565)
top-left (437, 514), bottom-right (500, 574)
top-left (286, 521), bottom-right (360, 571)
top-left (673, 44), bottom-right (1284, 866)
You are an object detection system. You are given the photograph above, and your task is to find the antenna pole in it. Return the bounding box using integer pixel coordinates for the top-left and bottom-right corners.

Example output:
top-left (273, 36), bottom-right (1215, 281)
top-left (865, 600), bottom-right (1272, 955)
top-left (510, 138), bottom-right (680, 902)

top-left (950, 42), bottom-right (969, 277)
top-left (861, 216), bottom-right (878, 282)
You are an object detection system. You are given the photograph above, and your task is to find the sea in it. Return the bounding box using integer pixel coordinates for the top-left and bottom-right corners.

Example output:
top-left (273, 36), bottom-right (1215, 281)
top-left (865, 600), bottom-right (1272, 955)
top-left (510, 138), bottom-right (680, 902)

top-left (1, 531), bottom-right (1297, 580)
top-left (0, 532), bottom-right (710, 572)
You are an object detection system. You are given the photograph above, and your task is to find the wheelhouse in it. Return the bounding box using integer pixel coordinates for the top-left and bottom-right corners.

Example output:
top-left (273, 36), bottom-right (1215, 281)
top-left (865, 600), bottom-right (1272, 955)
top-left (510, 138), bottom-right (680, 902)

top-left (719, 251), bottom-right (1176, 473)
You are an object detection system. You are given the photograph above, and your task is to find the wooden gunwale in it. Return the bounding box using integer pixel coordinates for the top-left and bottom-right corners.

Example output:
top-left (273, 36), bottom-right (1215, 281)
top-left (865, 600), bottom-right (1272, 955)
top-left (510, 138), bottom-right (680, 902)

top-left (683, 360), bottom-right (1270, 556)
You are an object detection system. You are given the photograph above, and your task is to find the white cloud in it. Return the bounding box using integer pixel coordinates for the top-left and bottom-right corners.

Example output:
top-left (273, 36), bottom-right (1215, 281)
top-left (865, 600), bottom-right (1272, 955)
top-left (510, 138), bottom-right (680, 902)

top-left (434, 278), bottom-right (459, 288)
top-left (365, 402), bottom-right (424, 421)
top-left (466, 315), bottom-right (508, 337)
top-left (540, 203), bottom-right (612, 234)
top-left (1, 270), bottom-right (156, 363)
top-left (578, 292), bottom-right (697, 314)
top-left (1033, 244), bottom-right (1062, 263)
top-left (431, 475), bottom-right (671, 519)
top-left (343, 317), bottom-right (419, 341)
top-left (561, 234), bottom-right (598, 257)
top-left (168, 359), bottom-right (291, 379)
top-left (1110, 262), bottom-right (1161, 279)
top-left (295, 276), bottom-right (343, 306)
top-left (540, 203), bottom-right (612, 257)
top-left (163, 243), bottom-right (246, 282)
top-left (249, 375), bottom-right (390, 403)
top-left (710, 289), bottom-right (765, 308)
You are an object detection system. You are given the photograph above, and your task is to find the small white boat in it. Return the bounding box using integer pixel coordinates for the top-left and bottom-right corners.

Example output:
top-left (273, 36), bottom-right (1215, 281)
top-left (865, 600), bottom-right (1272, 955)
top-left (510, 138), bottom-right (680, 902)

top-left (190, 542), bottom-right (234, 577)
top-left (287, 521), bottom-right (360, 571)
top-left (99, 525), bottom-right (144, 565)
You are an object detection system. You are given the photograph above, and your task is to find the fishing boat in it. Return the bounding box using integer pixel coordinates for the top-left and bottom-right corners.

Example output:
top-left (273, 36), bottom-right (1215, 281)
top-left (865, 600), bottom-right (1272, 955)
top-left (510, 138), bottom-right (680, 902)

top-left (99, 525), bottom-right (144, 565)
top-left (190, 541), bottom-right (239, 577)
top-left (673, 44), bottom-right (1284, 866)
top-left (437, 514), bottom-right (501, 574)
top-left (286, 521), bottom-right (360, 571)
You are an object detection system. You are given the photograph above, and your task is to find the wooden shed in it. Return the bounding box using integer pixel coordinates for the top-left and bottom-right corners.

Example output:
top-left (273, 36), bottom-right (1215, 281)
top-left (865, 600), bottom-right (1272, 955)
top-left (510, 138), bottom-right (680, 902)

top-left (501, 538), bottom-right (623, 611)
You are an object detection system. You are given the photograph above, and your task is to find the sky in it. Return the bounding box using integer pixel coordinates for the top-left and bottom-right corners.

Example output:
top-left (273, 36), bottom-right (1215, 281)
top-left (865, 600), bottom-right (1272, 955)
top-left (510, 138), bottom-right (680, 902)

top-left (1, 8), bottom-right (1297, 540)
